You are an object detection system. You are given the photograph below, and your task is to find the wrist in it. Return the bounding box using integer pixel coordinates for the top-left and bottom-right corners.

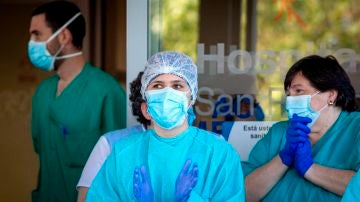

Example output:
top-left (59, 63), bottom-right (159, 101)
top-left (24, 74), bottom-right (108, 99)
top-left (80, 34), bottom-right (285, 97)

top-left (297, 159), bottom-right (313, 177)
top-left (279, 150), bottom-right (293, 167)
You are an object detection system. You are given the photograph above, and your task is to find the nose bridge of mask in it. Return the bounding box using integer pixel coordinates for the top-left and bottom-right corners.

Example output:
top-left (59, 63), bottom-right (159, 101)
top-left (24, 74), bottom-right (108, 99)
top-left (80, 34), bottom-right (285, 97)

top-left (286, 91), bottom-right (325, 119)
top-left (287, 91), bottom-right (320, 111)
top-left (174, 88), bottom-right (191, 109)
top-left (164, 87), bottom-right (188, 105)
top-left (286, 95), bottom-right (314, 119)
top-left (46, 12), bottom-right (81, 44)
top-left (147, 87), bottom-right (188, 110)
top-left (286, 95), bottom-right (311, 109)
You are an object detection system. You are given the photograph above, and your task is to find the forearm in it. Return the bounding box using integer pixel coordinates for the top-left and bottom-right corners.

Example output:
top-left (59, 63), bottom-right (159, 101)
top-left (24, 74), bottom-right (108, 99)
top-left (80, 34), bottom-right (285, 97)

top-left (305, 164), bottom-right (355, 196)
top-left (245, 155), bottom-right (288, 201)
top-left (77, 187), bottom-right (88, 202)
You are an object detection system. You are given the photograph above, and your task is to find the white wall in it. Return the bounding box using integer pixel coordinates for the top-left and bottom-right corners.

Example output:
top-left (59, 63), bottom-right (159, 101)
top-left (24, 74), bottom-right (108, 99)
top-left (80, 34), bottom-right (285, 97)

top-left (126, 0), bottom-right (148, 126)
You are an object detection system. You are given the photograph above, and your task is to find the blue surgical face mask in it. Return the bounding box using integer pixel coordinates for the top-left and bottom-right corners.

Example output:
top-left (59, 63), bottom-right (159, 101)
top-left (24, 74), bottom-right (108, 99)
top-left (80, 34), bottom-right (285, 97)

top-left (145, 87), bottom-right (190, 130)
top-left (27, 13), bottom-right (82, 71)
top-left (286, 91), bottom-right (327, 127)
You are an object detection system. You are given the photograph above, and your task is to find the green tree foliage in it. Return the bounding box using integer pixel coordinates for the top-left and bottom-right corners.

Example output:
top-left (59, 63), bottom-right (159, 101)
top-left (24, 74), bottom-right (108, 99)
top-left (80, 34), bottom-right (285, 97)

top-left (259, 1), bottom-right (360, 51)
top-left (156, 0), bottom-right (199, 59)
top-left (151, 0), bottom-right (360, 120)
top-left (257, 0), bottom-right (360, 119)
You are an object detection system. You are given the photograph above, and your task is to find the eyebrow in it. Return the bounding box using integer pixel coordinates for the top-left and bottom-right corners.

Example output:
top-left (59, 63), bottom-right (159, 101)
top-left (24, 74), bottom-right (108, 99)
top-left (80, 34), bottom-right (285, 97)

top-left (290, 84), bottom-right (303, 88)
top-left (171, 80), bottom-right (186, 84)
top-left (150, 80), bottom-right (164, 84)
top-left (30, 30), bottom-right (40, 35)
top-left (151, 80), bottom-right (186, 84)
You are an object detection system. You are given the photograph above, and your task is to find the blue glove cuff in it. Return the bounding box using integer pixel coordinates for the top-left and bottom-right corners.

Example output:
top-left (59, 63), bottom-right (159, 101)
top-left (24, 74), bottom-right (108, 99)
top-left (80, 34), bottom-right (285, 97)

top-left (297, 159), bottom-right (313, 176)
top-left (279, 150), bottom-right (293, 167)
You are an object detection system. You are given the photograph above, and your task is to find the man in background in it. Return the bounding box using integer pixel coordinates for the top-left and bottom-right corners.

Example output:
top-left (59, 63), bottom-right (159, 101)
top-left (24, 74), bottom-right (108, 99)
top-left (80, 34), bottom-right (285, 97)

top-left (28, 1), bottom-right (126, 201)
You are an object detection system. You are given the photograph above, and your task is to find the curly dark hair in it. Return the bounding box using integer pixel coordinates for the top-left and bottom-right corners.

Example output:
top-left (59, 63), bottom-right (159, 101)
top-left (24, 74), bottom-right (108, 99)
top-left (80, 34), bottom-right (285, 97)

top-left (284, 55), bottom-right (357, 112)
top-left (130, 72), bottom-right (150, 127)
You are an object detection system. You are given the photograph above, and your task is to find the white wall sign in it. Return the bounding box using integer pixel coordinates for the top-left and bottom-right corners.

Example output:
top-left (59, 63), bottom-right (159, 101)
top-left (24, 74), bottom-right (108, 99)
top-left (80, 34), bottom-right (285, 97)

top-left (226, 121), bottom-right (276, 161)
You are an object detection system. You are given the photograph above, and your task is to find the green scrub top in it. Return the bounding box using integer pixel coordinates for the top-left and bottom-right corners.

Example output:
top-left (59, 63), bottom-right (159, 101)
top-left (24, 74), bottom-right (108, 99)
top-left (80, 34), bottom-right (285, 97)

top-left (31, 63), bottom-right (126, 202)
top-left (342, 171), bottom-right (360, 202)
top-left (86, 126), bottom-right (245, 201)
top-left (242, 111), bottom-right (360, 202)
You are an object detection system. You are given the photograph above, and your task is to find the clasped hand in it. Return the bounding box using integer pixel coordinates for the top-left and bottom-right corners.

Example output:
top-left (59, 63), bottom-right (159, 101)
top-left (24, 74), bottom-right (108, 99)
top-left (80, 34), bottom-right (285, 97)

top-left (279, 114), bottom-right (313, 176)
top-left (133, 160), bottom-right (198, 202)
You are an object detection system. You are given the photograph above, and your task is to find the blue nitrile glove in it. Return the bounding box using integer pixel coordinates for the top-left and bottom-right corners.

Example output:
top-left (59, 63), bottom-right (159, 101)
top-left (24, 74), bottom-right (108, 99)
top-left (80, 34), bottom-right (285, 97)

top-left (175, 159), bottom-right (199, 202)
top-left (294, 140), bottom-right (313, 176)
top-left (133, 166), bottom-right (154, 202)
top-left (279, 114), bottom-right (311, 166)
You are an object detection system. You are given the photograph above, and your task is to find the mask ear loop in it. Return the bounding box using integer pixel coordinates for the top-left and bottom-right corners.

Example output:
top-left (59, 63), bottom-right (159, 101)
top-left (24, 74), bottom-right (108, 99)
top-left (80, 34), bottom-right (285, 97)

top-left (56, 51), bottom-right (83, 60)
top-left (310, 91), bottom-right (320, 97)
top-left (47, 44), bottom-right (65, 69)
top-left (45, 12), bottom-right (82, 61)
top-left (317, 94), bottom-right (330, 113)
top-left (310, 91), bottom-right (328, 113)
top-left (318, 103), bottom-right (328, 113)
top-left (46, 12), bottom-right (81, 43)
top-left (54, 44), bottom-right (65, 57)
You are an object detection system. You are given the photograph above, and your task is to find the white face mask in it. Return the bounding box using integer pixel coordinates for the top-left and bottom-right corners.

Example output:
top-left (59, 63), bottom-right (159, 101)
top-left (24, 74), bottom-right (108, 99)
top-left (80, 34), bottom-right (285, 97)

top-left (286, 91), bottom-right (327, 127)
top-left (27, 12), bottom-right (83, 71)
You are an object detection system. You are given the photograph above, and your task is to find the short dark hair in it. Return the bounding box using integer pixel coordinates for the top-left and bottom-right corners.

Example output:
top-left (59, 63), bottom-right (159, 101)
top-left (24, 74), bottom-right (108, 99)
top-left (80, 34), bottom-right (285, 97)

top-left (130, 72), bottom-right (151, 127)
top-left (284, 55), bottom-right (357, 112)
top-left (31, 0), bottom-right (85, 48)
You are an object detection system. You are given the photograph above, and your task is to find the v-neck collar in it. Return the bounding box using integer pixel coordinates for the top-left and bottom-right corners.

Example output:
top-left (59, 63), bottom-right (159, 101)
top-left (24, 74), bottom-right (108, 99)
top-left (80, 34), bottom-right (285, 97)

top-left (149, 127), bottom-right (191, 145)
top-left (54, 62), bottom-right (90, 99)
top-left (311, 111), bottom-right (345, 153)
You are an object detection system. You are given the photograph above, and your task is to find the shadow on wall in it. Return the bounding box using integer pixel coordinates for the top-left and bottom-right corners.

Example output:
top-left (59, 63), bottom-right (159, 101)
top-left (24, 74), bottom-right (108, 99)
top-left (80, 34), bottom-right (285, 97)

top-left (0, 89), bottom-right (39, 201)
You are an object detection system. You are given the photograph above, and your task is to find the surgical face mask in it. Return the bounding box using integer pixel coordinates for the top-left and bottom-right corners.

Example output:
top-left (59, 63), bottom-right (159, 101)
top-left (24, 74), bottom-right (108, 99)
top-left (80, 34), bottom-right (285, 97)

top-left (286, 91), bottom-right (327, 127)
top-left (145, 87), bottom-right (190, 130)
top-left (28, 13), bottom-right (82, 71)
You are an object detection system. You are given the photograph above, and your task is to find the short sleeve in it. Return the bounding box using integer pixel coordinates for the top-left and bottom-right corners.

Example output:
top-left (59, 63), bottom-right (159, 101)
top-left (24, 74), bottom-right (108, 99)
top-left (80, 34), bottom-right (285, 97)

top-left (241, 122), bottom-right (287, 176)
top-left (86, 147), bottom-right (120, 201)
top-left (77, 136), bottom-right (111, 188)
top-left (341, 171), bottom-right (360, 202)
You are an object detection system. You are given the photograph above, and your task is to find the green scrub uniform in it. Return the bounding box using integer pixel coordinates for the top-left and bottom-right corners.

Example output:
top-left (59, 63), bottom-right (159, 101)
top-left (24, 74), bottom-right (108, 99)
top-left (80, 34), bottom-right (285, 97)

top-left (87, 126), bottom-right (245, 201)
top-left (342, 171), bottom-right (360, 202)
top-left (31, 63), bottom-right (126, 202)
top-left (242, 111), bottom-right (360, 201)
